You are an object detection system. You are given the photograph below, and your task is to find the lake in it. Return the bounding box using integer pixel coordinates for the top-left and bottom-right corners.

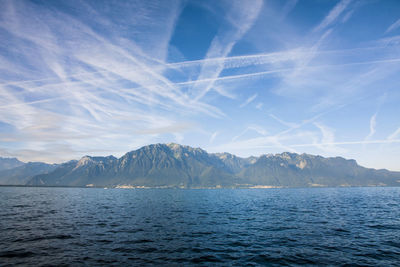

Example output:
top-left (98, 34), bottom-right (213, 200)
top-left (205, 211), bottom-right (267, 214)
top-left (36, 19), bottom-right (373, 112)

top-left (1, 186), bottom-right (400, 266)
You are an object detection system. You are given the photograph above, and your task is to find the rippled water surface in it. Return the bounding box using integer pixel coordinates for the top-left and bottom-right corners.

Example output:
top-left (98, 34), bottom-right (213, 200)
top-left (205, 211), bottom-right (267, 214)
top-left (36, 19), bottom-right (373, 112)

top-left (1, 187), bottom-right (400, 266)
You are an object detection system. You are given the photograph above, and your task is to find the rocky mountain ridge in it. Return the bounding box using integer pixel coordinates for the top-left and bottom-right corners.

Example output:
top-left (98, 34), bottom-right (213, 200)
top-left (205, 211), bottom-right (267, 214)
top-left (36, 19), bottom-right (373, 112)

top-left (1, 143), bottom-right (400, 188)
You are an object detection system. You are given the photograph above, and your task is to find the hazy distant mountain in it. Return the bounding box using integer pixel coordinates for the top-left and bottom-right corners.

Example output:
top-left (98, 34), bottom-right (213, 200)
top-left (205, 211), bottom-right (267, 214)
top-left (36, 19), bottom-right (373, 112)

top-left (27, 157), bottom-right (114, 187)
top-left (0, 162), bottom-right (58, 185)
top-left (0, 157), bottom-right (24, 171)
top-left (237, 152), bottom-right (400, 187)
top-left (19, 143), bottom-right (400, 188)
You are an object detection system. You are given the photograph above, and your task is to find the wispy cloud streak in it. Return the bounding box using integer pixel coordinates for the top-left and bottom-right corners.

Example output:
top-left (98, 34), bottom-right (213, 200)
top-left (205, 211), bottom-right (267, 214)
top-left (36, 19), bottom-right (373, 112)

top-left (365, 113), bottom-right (377, 141)
top-left (388, 127), bottom-right (400, 140)
top-left (313, 0), bottom-right (352, 32)
top-left (190, 0), bottom-right (263, 100)
top-left (0, 0), bottom-right (207, 162)
top-left (385, 18), bottom-right (400, 34)
top-left (240, 94), bottom-right (257, 108)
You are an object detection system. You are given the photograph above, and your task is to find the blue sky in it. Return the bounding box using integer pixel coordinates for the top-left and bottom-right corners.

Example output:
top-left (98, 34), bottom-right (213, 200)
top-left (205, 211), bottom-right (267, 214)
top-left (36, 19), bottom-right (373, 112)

top-left (0, 0), bottom-right (400, 170)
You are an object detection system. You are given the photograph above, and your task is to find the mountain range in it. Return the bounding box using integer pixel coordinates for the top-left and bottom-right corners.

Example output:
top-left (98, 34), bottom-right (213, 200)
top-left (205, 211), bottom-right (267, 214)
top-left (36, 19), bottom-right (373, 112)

top-left (1, 143), bottom-right (399, 188)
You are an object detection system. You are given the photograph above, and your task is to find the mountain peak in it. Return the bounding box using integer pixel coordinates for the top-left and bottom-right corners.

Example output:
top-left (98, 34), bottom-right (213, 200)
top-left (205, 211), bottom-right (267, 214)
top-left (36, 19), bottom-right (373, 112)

top-left (167, 143), bottom-right (203, 152)
top-left (0, 157), bottom-right (25, 171)
top-left (166, 142), bottom-right (180, 149)
top-left (75, 155), bottom-right (117, 168)
top-left (76, 156), bottom-right (93, 167)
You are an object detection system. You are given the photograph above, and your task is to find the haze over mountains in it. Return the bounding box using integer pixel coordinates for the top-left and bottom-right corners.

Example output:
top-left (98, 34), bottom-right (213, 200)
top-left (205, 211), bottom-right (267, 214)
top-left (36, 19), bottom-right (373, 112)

top-left (1, 143), bottom-right (399, 188)
top-left (0, 160), bottom-right (57, 186)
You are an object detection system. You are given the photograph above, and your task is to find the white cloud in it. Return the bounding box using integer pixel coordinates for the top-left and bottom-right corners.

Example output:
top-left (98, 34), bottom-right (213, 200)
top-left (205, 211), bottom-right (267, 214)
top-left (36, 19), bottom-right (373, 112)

top-left (269, 114), bottom-right (298, 128)
top-left (209, 131), bottom-right (219, 143)
top-left (385, 18), bottom-right (400, 34)
top-left (232, 125), bottom-right (268, 142)
top-left (313, 122), bottom-right (345, 153)
top-left (240, 94), bottom-right (257, 108)
top-left (313, 0), bottom-right (352, 32)
top-left (280, 0), bottom-right (298, 21)
top-left (190, 0), bottom-right (263, 100)
top-left (341, 10), bottom-right (354, 23)
top-left (0, 0), bottom-right (214, 162)
top-left (287, 139), bottom-right (400, 147)
top-left (388, 127), bottom-right (400, 140)
top-left (364, 113), bottom-right (377, 141)
top-left (134, 122), bottom-right (193, 135)
top-left (255, 103), bottom-right (263, 110)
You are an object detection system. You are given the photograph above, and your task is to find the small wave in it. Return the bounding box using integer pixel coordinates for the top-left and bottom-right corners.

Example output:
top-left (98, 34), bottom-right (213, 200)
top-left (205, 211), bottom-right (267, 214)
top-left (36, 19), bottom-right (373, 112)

top-left (30, 234), bottom-right (74, 241)
top-left (190, 255), bottom-right (222, 263)
top-left (0, 250), bottom-right (35, 258)
top-left (13, 234), bottom-right (74, 243)
top-left (135, 247), bottom-right (158, 253)
top-left (97, 239), bottom-right (113, 244)
top-left (119, 239), bottom-right (154, 244)
top-left (227, 241), bottom-right (249, 247)
top-left (368, 224), bottom-right (400, 230)
top-left (385, 240), bottom-right (400, 248)
top-left (12, 204), bottom-right (31, 208)
top-left (189, 231), bottom-right (214, 237)
top-left (111, 246), bottom-right (158, 253)
top-left (333, 228), bottom-right (350, 233)
top-left (111, 247), bottom-right (135, 253)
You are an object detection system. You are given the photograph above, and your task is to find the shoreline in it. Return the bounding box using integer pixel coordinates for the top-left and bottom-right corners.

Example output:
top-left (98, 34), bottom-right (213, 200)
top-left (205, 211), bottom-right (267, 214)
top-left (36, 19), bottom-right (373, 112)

top-left (1, 184), bottom-right (399, 189)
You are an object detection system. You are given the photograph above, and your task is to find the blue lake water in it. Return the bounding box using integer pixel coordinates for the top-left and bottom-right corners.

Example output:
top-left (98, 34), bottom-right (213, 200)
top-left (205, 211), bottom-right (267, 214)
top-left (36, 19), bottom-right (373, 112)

top-left (1, 186), bottom-right (400, 266)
